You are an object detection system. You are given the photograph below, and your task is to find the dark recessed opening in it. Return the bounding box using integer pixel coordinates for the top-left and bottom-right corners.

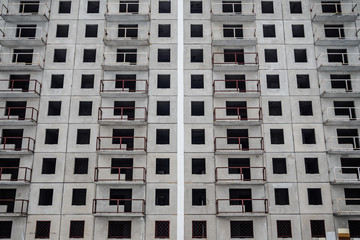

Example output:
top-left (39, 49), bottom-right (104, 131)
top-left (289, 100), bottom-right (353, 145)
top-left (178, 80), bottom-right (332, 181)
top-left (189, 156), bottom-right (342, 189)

top-left (45, 129), bottom-right (59, 144)
top-left (265, 49), bottom-right (278, 62)
top-left (299, 101), bottom-right (313, 116)
top-left (74, 158), bottom-right (88, 174)
top-left (81, 75), bottom-right (95, 89)
top-left (157, 101), bottom-right (170, 116)
top-left (158, 49), bottom-right (171, 62)
top-left (59, 1), bottom-right (71, 13)
top-left (192, 189), bottom-right (206, 206)
top-left (85, 24), bottom-right (98, 38)
top-left (79, 101), bottom-right (92, 116)
top-left (302, 129), bottom-right (316, 144)
top-left (48, 101), bottom-right (61, 116)
top-left (192, 158), bottom-right (206, 174)
top-left (51, 75), bottom-right (64, 89)
top-left (275, 188), bottom-right (289, 205)
top-left (273, 158), bottom-right (287, 174)
top-left (191, 75), bottom-right (204, 89)
top-left (270, 129), bottom-right (284, 144)
top-left (155, 189), bottom-right (169, 206)
top-left (156, 158), bottom-right (169, 174)
top-left (42, 158), bottom-right (56, 174)
top-left (307, 188), bottom-right (322, 205)
top-left (191, 24), bottom-right (203, 38)
top-left (53, 49), bottom-right (67, 62)
top-left (305, 158), bottom-right (319, 174)
top-left (268, 101), bottom-right (282, 116)
top-left (156, 129), bottom-right (170, 145)
top-left (192, 129), bottom-right (205, 144)
top-left (72, 189), bottom-right (86, 205)
top-left (266, 75), bottom-right (280, 89)
top-left (263, 24), bottom-right (276, 37)
top-left (157, 75), bottom-right (170, 89)
top-left (76, 129), bottom-right (90, 145)
top-left (158, 24), bottom-right (171, 37)
top-left (191, 101), bottom-right (204, 116)
top-left (38, 189), bottom-right (53, 206)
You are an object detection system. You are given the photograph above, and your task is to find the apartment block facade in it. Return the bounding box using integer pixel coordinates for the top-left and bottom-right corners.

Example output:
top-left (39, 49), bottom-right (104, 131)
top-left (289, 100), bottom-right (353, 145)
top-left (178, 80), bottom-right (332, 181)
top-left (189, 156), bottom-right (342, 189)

top-left (0, 0), bottom-right (359, 239)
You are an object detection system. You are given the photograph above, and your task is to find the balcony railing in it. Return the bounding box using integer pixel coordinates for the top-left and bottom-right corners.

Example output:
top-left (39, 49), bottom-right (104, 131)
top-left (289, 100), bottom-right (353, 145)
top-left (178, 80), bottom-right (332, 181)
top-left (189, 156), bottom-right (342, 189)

top-left (330, 167), bottom-right (360, 183)
top-left (311, 3), bottom-right (359, 21)
top-left (100, 79), bottom-right (148, 96)
top-left (0, 3), bottom-right (50, 21)
top-left (105, 3), bottom-right (150, 21)
top-left (215, 167), bottom-right (266, 183)
top-left (216, 199), bottom-right (268, 215)
top-left (320, 79), bottom-right (360, 97)
top-left (98, 107), bottom-right (147, 123)
top-left (0, 199), bottom-right (28, 215)
top-left (211, 2), bottom-right (255, 21)
top-left (327, 136), bottom-right (360, 153)
top-left (323, 107), bottom-right (360, 125)
top-left (0, 167), bottom-right (31, 183)
top-left (104, 27), bottom-right (149, 45)
top-left (102, 52), bottom-right (148, 70)
top-left (92, 199), bottom-right (145, 215)
top-left (316, 53), bottom-right (360, 71)
top-left (96, 136), bottom-right (147, 152)
top-left (94, 167), bottom-right (146, 183)
top-left (214, 137), bottom-right (263, 153)
top-left (0, 53), bottom-right (44, 70)
top-left (0, 27), bottom-right (47, 46)
top-left (214, 107), bottom-right (262, 124)
top-left (0, 137), bottom-right (35, 153)
top-left (212, 52), bottom-right (258, 71)
top-left (335, 198), bottom-right (360, 215)
top-left (213, 79), bottom-right (260, 96)
top-left (313, 27), bottom-right (360, 46)
top-left (212, 27), bottom-right (256, 45)
top-left (0, 107), bottom-right (38, 123)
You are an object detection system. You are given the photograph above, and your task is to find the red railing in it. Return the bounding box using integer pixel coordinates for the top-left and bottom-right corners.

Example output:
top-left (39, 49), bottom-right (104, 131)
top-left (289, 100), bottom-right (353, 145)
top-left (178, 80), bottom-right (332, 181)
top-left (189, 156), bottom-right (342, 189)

top-left (214, 137), bottom-right (264, 151)
top-left (213, 79), bottom-right (261, 93)
top-left (0, 199), bottom-right (28, 215)
top-left (0, 107), bottom-right (38, 122)
top-left (100, 79), bottom-right (148, 93)
top-left (94, 167), bottom-right (146, 182)
top-left (214, 107), bottom-right (262, 122)
top-left (98, 107), bottom-right (147, 121)
top-left (0, 137), bottom-right (35, 152)
top-left (212, 52), bottom-right (258, 65)
top-left (0, 79), bottom-right (41, 95)
top-left (0, 167), bottom-right (31, 182)
top-left (96, 136), bottom-right (147, 151)
top-left (92, 199), bottom-right (145, 214)
top-left (215, 167), bottom-right (266, 182)
top-left (216, 199), bottom-right (268, 214)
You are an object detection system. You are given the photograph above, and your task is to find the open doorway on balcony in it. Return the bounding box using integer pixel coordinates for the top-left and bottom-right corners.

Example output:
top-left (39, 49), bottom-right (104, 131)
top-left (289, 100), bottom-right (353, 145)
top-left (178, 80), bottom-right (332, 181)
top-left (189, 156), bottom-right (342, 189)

top-left (226, 101), bottom-right (247, 120)
top-left (112, 129), bottom-right (134, 150)
top-left (12, 49), bottom-right (33, 65)
top-left (225, 74), bottom-right (246, 91)
top-left (0, 158), bottom-right (20, 181)
top-left (229, 189), bottom-right (252, 212)
top-left (115, 74), bottom-right (136, 92)
top-left (114, 101), bottom-right (135, 120)
top-left (109, 189), bottom-right (132, 212)
top-left (19, 1), bottom-right (40, 13)
top-left (228, 158), bottom-right (250, 180)
top-left (0, 189), bottom-right (16, 213)
top-left (330, 74), bottom-right (352, 92)
top-left (227, 129), bottom-right (249, 149)
top-left (5, 101), bottom-right (27, 120)
top-left (337, 129), bottom-right (360, 149)
top-left (111, 158), bottom-right (133, 181)
top-left (334, 101), bottom-right (356, 119)
top-left (1, 129), bottom-right (23, 150)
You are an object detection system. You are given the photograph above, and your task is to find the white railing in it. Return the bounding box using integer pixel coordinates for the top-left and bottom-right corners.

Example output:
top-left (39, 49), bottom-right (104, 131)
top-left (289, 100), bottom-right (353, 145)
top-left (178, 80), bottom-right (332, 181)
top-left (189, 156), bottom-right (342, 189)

top-left (335, 198), bottom-right (360, 214)
top-left (327, 136), bottom-right (360, 152)
top-left (1, 3), bottom-right (50, 18)
top-left (314, 27), bottom-right (360, 41)
top-left (211, 2), bottom-right (255, 15)
top-left (106, 3), bottom-right (149, 15)
top-left (323, 107), bottom-right (360, 122)
top-left (212, 27), bottom-right (256, 40)
top-left (103, 52), bottom-right (148, 66)
top-left (104, 27), bottom-right (148, 41)
top-left (0, 27), bottom-right (47, 41)
top-left (320, 79), bottom-right (360, 94)
top-left (331, 167), bottom-right (360, 182)
top-left (311, 3), bottom-right (358, 17)
top-left (316, 53), bottom-right (360, 67)
top-left (0, 53), bottom-right (44, 68)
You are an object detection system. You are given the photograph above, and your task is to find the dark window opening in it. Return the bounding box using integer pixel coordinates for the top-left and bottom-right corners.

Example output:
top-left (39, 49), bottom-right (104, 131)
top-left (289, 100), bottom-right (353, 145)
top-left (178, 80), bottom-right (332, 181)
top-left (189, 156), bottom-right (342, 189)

top-left (108, 221), bottom-right (131, 239)
top-left (12, 49), bottom-right (33, 64)
top-left (225, 74), bottom-right (246, 91)
top-left (69, 221), bottom-right (85, 238)
top-left (192, 221), bottom-right (207, 238)
top-left (265, 49), bottom-right (278, 62)
top-left (267, 75), bottom-right (280, 89)
top-left (87, 1), bottom-right (100, 13)
top-left (222, 1), bottom-right (242, 13)
top-left (297, 74), bottom-right (310, 88)
top-left (192, 189), bottom-right (206, 206)
top-left (72, 189), bottom-right (86, 205)
top-left (321, 1), bottom-right (342, 14)
top-left (228, 158), bottom-right (250, 179)
top-left (113, 101), bottom-right (135, 120)
top-left (74, 158), bottom-right (88, 174)
top-left (45, 129), bottom-right (59, 144)
top-left (119, 0), bottom-right (139, 13)
top-left (155, 189), bottom-right (169, 206)
top-left (192, 158), bottom-right (205, 174)
top-left (223, 24), bottom-right (243, 38)
top-left (19, 1), bottom-right (39, 13)
top-left (35, 221), bottom-right (51, 239)
top-left (42, 158), bottom-right (56, 174)
top-left (51, 75), bottom-right (64, 89)
top-left (261, 1), bottom-right (274, 13)
top-left (263, 25), bottom-right (276, 38)
top-left (85, 25), bottom-right (98, 38)
top-left (112, 129), bottom-right (134, 149)
top-left (4, 101), bottom-right (26, 120)
top-left (277, 220), bottom-right (292, 238)
top-left (324, 24), bottom-right (345, 38)
top-left (118, 24), bottom-right (138, 38)
top-left (290, 1), bottom-right (302, 13)
top-left (229, 189), bottom-right (252, 211)
top-left (294, 49), bottom-right (307, 62)
top-left (81, 75), bottom-right (94, 89)
top-left (9, 74), bottom-right (30, 91)
top-left (337, 129), bottom-right (360, 149)
top-left (156, 158), bottom-right (169, 175)
top-left (308, 188), bottom-right (322, 205)
top-left (59, 1), bottom-right (71, 13)
top-left (226, 101), bottom-right (247, 120)
top-left (48, 101), bottom-right (61, 116)
top-left (0, 221), bottom-right (12, 238)
top-left (270, 129), bottom-right (284, 144)
top-left (53, 49), bottom-right (67, 62)
top-left (344, 188), bottom-right (360, 205)
top-left (110, 158), bottom-right (133, 180)
top-left (190, 1), bottom-right (202, 13)
top-left (116, 49), bottom-right (137, 63)
top-left (334, 101), bottom-right (356, 119)
top-left (273, 158), bottom-right (287, 174)
top-left (159, 1), bottom-right (171, 13)
top-left (38, 189), bottom-right (53, 206)
top-left (191, 25), bottom-right (203, 37)
top-left (109, 189), bottom-right (132, 211)
top-left (299, 101), bottom-right (313, 116)
top-left (1, 129), bottom-right (23, 150)
top-left (76, 129), bottom-right (90, 145)
top-left (191, 75), bottom-right (204, 89)
top-left (191, 49), bottom-right (203, 63)
top-left (158, 49), bottom-right (170, 62)
top-left (83, 49), bottom-right (96, 63)
top-left (191, 101), bottom-right (204, 116)
top-left (226, 129), bottom-right (249, 148)
top-left (79, 101), bottom-right (92, 116)
top-left (156, 129), bottom-right (170, 145)
top-left (192, 129), bottom-right (205, 144)
top-left (327, 49), bottom-right (348, 64)
top-left (292, 25), bottom-right (304, 37)
top-left (302, 129), bottom-right (316, 144)
top-left (157, 101), bottom-right (170, 116)
top-left (16, 24), bottom-right (36, 38)
top-left (310, 220), bottom-right (325, 238)
top-left (275, 188), bottom-right (289, 205)
top-left (268, 101), bottom-right (282, 116)
top-left (224, 49), bottom-right (244, 64)
top-left (349, 220), bottom-right (360, 237)
top-left (157, 75), bottom-right (170, 89)
top-left (158, 24), bottom-right (171, 38)
top-left (155, 221), bottom-right (169, 238)
top-left (230, 221), bottom-right (254, 238)
top-left (305, 158), bottom-right (319, 174)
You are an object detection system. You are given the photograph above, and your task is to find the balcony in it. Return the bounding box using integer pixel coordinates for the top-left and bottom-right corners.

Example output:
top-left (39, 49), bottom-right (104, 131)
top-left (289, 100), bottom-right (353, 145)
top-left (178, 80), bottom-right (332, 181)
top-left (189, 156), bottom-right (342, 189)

top-left (100, 79), bottom-right (148, 97)
top-left (102, 52), bottom-right (148, 71)
top-left (212, 52), bottom-right (258, 71)
top-left (211, 2), bottom-right (255, 22)
top-left (320, 79), bottom-right (360, 97)
top-left (311, 3), bottom-right (359, 22)
top-left (105, 3), bottom-right (149, 22)
top-left (214, 107), bottom-right (262, 125)
top-left (334, 198), bottom-right (360, 216)
top-left (96, 136), bottom-right (147, 154)
top-left (94, 167), bottom-right (146, 184)
top-left (214, 137), bottom-right (263, 155)
top-left (0, 53), bottom-right (44, 71)
top-left (0, 107), bottom-right (38, 126)
top-left (0, 167), bottom-right (31, 183)
top-left (215, 167), bottom-right (266, 184)
top-left (92, 199), bottom-right (145, 216)
top-left (212, 27), bottom-right (257, 46)
top-left (0, 199), bottom-right (28, 216)
top-left (0, 3), bottom-right (50, 22)
top-left (213, 79), bottom-right (260, 97)
top-left (323, 107), bottom-right (360, 126)
top-left (316, 53), bottom-right (360, 71)
top-left (330, 167), bottom-right (360, 184)
top-left (314, 27), bottom-right (360, 46)
top-left (98, 107), bottom-right (147, 125)
top-left (326, 136), bottom-right (360, 154)
top-left (0, 27), bottom-right (47, 46)
top-left (216, 199), bottom-right (268, 216)
top-left (104, 27), bottom-right (149, 46)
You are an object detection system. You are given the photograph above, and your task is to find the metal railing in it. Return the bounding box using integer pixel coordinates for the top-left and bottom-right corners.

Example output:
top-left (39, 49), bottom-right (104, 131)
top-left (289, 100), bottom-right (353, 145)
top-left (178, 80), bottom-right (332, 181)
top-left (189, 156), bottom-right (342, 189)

top-left (212, 52), bottom-right (258, 65)
top-left (103, 52), bottom-right (148, 66)
top-left (106, 3), bottom-right (149, 15)
top-left (211, 2), bottom-right (255, 15)
top-left (216, 199), bottom-right (268, 214)
top-left (0, 167), bottom-right (31, 182)
top-left (323, 107), bottom-right (360, 122)
top-left (94, 167), bottom-right (146, 182)
top-left (215, 167), bottom-right (266, 182)
top-left (311, 3), bottom-right (358, 16)
top-left (96, 136), bottom-right (147, 151)
top-left (92, 199), bottom-right (145, 214)
top-left (327, 136), bottom-right (360, 152)
top-left (331, 167), bottom-right (360, 182)
top-left (320, 79), bottom-right (360, 94)
top-left (214, 137), bottom-right (263, 151)
top-left (314, 27), bottom-right (360, 41)
top-left (1, 3), bottom-right (50, 18)
top-left (100, 79), bottom-right (148, 93)
top-left (104, 27), bottom-right (148, 41)
top-left (0, 107), bottom-right (38, 122)
top-left (0, 137), bottom-right (35, 152)
top-left (0, 199), bottom-right (28, 215)
top-left (0, 27), bottom-right (47, 42)
top-left (98, 107), bottom-right (147, 122)
top-left (213, 79), bottom-right (260, 93)
top-left (335, 198), bottom-right (360, 214)
top-left (0, 53), bottom-right (44, 68)
top-left (214, 107), bottom-right (262, 122)
top-left (212, 27), bottom-right (256, 40)
top-left (317, 53), bottom-right (360, 67)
